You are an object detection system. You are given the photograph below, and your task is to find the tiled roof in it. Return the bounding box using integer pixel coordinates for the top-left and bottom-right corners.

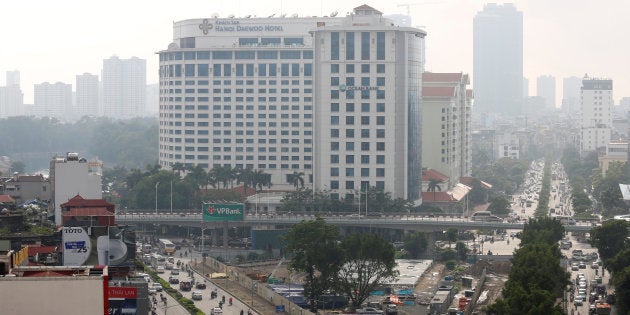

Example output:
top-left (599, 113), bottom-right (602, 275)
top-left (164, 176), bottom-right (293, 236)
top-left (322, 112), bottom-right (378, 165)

top-left (459, 177), bottom-right (493, 189)
top-left (0, 195), bottom-right (15, 203)
top-left (422, 169), bottom-right (449, 182)
top-left (421, 191), bottom-right (454, 202)
top-left (27, 245), bottom-right (59, 256)
top-left (423, 72), bottom-right (463, 82)
top-left (60, 195), bottom-right (114, 207)
top-left (422, 86), bottom-right (456, 97)
top-left (62, 207), bottom-right (114, 217)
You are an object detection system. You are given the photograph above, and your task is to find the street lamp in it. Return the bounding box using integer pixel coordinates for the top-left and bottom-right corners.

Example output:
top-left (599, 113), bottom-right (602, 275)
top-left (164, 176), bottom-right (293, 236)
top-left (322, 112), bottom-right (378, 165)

top-left (201, 226), bottom-right (211, 277)
top-left (155, 181), bottom-right (160, 215)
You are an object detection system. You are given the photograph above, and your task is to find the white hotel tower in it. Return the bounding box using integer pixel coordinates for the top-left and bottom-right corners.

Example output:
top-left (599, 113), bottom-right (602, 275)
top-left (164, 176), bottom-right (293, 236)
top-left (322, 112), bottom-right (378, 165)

top-left (158, 5), bottom-right (425, 202)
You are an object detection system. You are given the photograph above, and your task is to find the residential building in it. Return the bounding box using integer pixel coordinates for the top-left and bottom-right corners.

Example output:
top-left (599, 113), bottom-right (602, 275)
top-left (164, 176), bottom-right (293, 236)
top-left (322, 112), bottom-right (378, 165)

top-left (0, 174), bottom-right (49, 206)
top-left (537, 75), bottom-right (556, 108)
top-left (580, 77), bottom-right (613, 154)
top-left (313, 5), bottom-right (425, 202)
top-left (34, 82), bottom-right (72, 119)
top-left (102, 56), bottom-right (146, 118)
top-left (421, 73), bottom-right (472, 188)
top-left (473, 3), bottom-right (523, 117)
top-left (495, 133), bottom-right (520, 160)
top-left (522, 77), bottom-right (529, 98)
top-left (562, 76), bottom-right (582, 114)
top-left (75, 73), bottom-right (99, 117)
top-left (49, 152), bottom-right (102, 225)
top-left (598, 140), bottom-right (628, 177)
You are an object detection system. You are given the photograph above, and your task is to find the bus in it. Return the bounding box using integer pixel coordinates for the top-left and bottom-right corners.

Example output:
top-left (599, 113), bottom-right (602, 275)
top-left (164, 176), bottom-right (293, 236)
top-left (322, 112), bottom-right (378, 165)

top-left (470, 211), bottom-right (502, 222)
top-left (150, 254), bottom-right (166, 270)
top-left (158, 239), bottom-right (176, 255)
top-left (613, 214), bottom-right (630, 222)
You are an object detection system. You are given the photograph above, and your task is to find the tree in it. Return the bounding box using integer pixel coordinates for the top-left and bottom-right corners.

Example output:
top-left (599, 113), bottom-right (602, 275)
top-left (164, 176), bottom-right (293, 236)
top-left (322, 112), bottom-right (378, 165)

top-left (283, 218), bottom-right (343, 312)
top-left (591, 219), bottom-right (629, 263)
top-left (445, 228), bottom-right (458, 247)
top-left (334, 233), bottom-right (397, 307)
top-left (455, 242), bottom-right (468, 261)
top-left (288, 171), bottom-right (305, 189)
top-left (427, 179), bottom-right (442, 200)
top-left (607, 247), bottom-right (630, 274)
top-left (520, 217), bottom-right (564, 246)
top-left (487, 195), bottom-right (511, 216)
top-left (403, 231), bottom-right (428, 259)
top-left (612, 266), bottom-right (630, 315)
top-left (171, 162), bottom-right (185, 177)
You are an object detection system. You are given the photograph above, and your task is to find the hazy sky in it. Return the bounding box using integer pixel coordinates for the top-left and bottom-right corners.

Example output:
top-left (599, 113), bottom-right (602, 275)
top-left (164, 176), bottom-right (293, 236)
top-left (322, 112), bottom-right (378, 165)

top-left (2, 0), bottom-right (628, 105)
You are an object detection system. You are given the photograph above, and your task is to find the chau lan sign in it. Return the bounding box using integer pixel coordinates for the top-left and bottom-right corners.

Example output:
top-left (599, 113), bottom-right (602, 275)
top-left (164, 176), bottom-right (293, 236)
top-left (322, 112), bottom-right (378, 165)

top-left (202, 203), bottom-right (244, 221)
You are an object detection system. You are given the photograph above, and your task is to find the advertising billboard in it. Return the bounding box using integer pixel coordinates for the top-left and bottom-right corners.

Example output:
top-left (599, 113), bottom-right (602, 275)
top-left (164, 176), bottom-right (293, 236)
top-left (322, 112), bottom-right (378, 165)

top-left (108, 287), bottom-right (138, 315)
top-left (202, 203), bottom-right (244, 221)
top-left (62, 226), bottom-right (136, 267)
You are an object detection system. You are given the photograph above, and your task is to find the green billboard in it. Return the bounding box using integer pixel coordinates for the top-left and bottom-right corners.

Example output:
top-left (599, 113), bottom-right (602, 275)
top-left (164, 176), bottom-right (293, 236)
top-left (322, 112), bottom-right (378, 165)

top-left (202, 203), bottom-right (244, 221)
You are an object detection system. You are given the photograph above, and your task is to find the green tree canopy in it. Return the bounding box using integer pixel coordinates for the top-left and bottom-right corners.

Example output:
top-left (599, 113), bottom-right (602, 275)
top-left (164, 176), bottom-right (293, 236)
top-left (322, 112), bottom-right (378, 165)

top-left (403, 231), bottom-right (428, 259)
top-left (520, 217), bottom-right (564, 246)
top-left (591, 219), bottom-right (629, 263)
top-left (334, 233), bottom-right (397, 307)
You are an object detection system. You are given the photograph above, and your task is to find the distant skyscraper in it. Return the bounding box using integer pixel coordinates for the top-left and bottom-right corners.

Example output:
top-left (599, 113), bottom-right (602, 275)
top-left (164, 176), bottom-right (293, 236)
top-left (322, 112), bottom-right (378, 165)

top-left (34, 82), bottom-right (72, 118)
top-left (562, 76), bottom-right (582, 113)
top-left (76, 73), bottom-right (99, 117)
top-left (522, 77), bottom-right (529, 98)
top-left (473, 3), bottom-right (523, 116)
top-left (102, 56), bottom-right (146, 118)
top-left (537, 75), bottom-right (556, 108)
top-left (580, 76), bottom-right (613, 154)
top-left (146, 83), bottom-right (159, 115)
top-left (6, 70), bottom-right (20, 87)
top-left (0, 71), bottom-right (23, 118)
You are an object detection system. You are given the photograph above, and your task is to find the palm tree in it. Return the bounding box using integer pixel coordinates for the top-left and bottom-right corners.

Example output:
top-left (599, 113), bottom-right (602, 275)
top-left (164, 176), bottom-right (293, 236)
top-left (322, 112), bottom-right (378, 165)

top-left (288, 171), bottom-right (305, 189)
top-left (213, 165), bottom-right (233, 189)
top-left (427, 179), bottom-right (443, 200)
top-left (171, 162), bottom-right (185, 177)
top-left (235, 168), bottom-right (254, 194)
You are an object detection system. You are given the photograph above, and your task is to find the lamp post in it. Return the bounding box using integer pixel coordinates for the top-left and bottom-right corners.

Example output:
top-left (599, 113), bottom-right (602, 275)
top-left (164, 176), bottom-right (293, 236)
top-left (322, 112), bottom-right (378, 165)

top-left (201, 226), bottom-right (211, 277)
top-left (155, 181), bottom-right (160, 215)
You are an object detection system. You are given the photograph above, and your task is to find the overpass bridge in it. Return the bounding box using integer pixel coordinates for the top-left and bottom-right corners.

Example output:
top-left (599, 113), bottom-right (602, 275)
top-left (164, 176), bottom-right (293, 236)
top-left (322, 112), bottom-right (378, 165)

top-left (115, 212), bottom-right (594, 233)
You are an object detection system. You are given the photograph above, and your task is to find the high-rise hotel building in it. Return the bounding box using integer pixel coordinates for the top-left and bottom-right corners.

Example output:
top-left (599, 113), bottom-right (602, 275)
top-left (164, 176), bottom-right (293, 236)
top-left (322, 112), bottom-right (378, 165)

top-left (158, 5), bottom-right (425, 201)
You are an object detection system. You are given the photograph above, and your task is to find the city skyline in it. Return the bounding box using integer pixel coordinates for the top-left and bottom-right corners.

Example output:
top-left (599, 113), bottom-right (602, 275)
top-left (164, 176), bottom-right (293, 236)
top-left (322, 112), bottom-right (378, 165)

top-left (1, 0), bottom-right (628, 105)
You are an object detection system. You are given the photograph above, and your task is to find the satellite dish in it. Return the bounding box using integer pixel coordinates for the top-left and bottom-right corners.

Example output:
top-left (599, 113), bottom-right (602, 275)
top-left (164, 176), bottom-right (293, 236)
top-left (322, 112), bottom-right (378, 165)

top-left (245, 15), bottom-right (252, 18)
top-left (228, 14), bottom-right (235, 18)
top-left (292, 13), bottom-right (298, 18)
top-left (211, 13), bottom-right (219, 18)
top-left (330, 11), bottom-right (338, 17)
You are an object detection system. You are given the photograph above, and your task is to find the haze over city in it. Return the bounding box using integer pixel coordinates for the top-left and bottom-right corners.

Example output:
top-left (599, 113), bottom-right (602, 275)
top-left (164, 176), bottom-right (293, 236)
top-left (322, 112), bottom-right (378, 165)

top-left (2, 0), bottom-right (628, 105)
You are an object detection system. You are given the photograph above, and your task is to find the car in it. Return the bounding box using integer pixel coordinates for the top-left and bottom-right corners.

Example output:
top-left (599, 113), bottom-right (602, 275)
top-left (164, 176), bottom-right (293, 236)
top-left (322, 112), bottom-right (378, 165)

top-left (152, 283), bottom-right (163, 292)
top-left (171, 269), bottom-right (180, 275)
top-left (148, 286), bottom-right (157, 294)
top-left (573, 296), bottom-right (584, 306)
top-left (195, 282), bottom-right (207, 289)
top-left (169, 276), bottom-right (179, 284)
top-left (356, 307), bottom-right (384, 314)
top-left (191, 291), bottom-right (202, 301)
top-left (571, 263), bottom-right (579, 271)
top-left (579, 262), bottom-right (587, 269)
top-left (156, 265), bottom-right (165, 274)
top-left (592, 262), bottom-right (599, 269)
top-left (210, 307), bottom-right (223, 315)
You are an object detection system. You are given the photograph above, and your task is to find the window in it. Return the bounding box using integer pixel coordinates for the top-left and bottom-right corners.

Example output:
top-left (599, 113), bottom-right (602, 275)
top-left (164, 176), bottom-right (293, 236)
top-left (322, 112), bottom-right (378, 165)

top-left (346, 129), bottom-right (355, 138)
top-left (331, 64), bottom-right (339, 73)
top-left (331, 32), bottom-right (340, 60)
top-left (331, 168), bottom-right (339, 176)
top-left (346, 32), bottom-right (355, 60)
top-left (361, 142), bottom-right (370, 151)
top-left (377, 64), bottom-right (385, 73)
top-left (280, 51), bottom-right (301, 59)
top-left (331, 142), bottom-right (339, 150)
top-left (361, 64), bottom-right (370, 73)
top-left (197, 64), bottom-right (209, 77)
top-left (377, 103), bottom-right (385, 112)
top-left (331, 129), bottom-right (339, 137)
top-left (345, 155), bottom-right (354, 163)
top-left (346, 142), bottom-right (355, 151)
top-left (361, 129), bottom-right (370, 138)
top-left (346, 64), bottom-right (354, 73)
top-left (235, 51), bottom-right (255, 59)
top-left (377, 77), bottom-right (385, 86)
top-left (345, 116), bottom-right (354, 125)
top-left (346, 103), bottom-right (355, 112)
top-left (361, 168), bottom-right (369, 177)
top-left (331, 155), bottom-right (339, 163)
top-left (377, 32), bottom-right (385, 60)
top-left (330, 181), bottom-right (339, 189)
top-left (331, 77), bottom-right (340, 86)
top-left (361, 32), bottom-right (370, 60)
top-left (331, 116), bottom-right (339, 125)
top-left (361, 116), bottom-right (370, 125)
top-left (331, 90), bottom-right (340, 99)
top-left (345, 168), bottom-right (354, 176)
top-left (377, 116), bottom-right (385, 125)
top-left (376, 129), bottom-right (385, 138)
top-left (376, 142), bottom-right (385, 151)
top-left (345, 181), bottom-right (354, 189)
top-left (213, 51), bottom-right (233, 59)
top-left (376, 168), bottom-right (385, 177)
top-left (376, 155), bottom-right (385, 164)
top-left (331, 103), bottom-right (340, 112)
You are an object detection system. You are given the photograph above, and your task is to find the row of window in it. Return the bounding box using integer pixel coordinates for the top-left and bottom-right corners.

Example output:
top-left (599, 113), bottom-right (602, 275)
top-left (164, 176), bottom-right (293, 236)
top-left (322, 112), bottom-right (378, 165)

top-left (331, 63), bottom-right (386, 74)
top-left (162, 104), bottom-right (312, 111)
top-left (161, 96), bottom-right (312, 102)
top-left (330, 167), bottom-right (386, 177)
top-left (330, 129), bottom-right (388, 139)
top-left (160, 79), bottom-right (312, 86)
top-left (330, 116), bottom-right (386, 125)
top-left (331, 89), bottom-right (386, 99)
top-left (160, 49), bottom-right (312, 61)
top-left (162, 113), bottom-right (313, 119)
top-left (163, 88), bottom-right (313, 94)
top-left (330, 32), bottom-right (386, 61)
top-left (330, 139), bottom-right (387, 151)
top-left (160, 63), bottom-right (313, 78)
top-left (329, 180), bottom-right (385, 191)
top-left (331, 103), bottom-right (386, 112)
top-left (331, 77), bottom-right (386, 86)
top-left (330, 153), bottom-right (387, 163)
top-left (162, 137), bottom-right (313, 144)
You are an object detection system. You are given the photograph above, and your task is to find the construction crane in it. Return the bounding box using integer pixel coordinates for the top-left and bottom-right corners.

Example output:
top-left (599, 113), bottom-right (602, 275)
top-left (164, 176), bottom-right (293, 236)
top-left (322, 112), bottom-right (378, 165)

top-left (397, 1), bottom-right (446, 16)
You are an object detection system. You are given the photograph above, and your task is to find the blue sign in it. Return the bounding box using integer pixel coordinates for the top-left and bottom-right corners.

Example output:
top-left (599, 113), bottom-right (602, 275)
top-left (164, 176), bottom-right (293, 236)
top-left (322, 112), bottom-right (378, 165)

top-left (275, 305), bottom-right (285, 313)
top-left (64, 241), bottom-right (86, 249)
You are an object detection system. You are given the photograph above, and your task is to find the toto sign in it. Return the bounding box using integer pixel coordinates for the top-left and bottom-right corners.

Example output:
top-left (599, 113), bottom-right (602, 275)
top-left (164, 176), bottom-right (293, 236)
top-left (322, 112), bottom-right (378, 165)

top-left (203, 203), bottom-right (244, 221)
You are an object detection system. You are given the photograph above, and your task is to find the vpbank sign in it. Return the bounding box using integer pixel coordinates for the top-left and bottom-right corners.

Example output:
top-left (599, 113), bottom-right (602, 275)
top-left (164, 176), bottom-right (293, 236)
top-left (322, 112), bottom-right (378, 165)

top-left (203, 203), bottom-right (244, 221)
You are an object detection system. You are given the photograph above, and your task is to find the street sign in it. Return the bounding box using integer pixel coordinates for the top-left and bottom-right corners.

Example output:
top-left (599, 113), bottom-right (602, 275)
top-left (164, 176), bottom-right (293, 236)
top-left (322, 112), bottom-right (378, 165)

top-left (202, 203), bottom-right (244, 221)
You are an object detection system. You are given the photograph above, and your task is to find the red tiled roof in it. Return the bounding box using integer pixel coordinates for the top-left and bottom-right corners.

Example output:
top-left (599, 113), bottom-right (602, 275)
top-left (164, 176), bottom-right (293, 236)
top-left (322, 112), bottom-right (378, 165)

top-left (62, 207), bottom-right (114, 217)
top-left (459, 177), bottom-right (493, 189)
top-left (421, 191), bottom-right (455, 202)
top-left (422, 169), bottom-right (449, 182)
top-left (354, 4), bottom-right (381, 13)
top-left (23, 270), bottom-right (75, 277)
top-left (423, 72), bottom-right (463, 82)
top-left (60, 195), bottom-right (114, 208)
top-left (0, 195), bottom-right (15, 203)
top-left (422, 86), bottom-right (456, 98)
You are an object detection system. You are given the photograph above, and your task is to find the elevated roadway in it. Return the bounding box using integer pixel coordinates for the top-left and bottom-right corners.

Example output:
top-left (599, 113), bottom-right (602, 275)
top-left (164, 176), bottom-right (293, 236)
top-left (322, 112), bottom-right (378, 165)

top-left (115, 212), bottom-right (594, 233)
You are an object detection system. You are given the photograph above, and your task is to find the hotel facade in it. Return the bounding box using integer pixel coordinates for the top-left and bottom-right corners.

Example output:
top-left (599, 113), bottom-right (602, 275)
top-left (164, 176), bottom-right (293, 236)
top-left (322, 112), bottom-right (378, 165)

top-left (158, 5), bottom-right (425, 202)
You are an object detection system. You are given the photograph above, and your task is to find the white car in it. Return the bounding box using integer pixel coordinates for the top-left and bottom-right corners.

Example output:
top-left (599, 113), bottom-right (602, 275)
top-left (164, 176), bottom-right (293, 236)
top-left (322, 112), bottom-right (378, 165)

top-left (210, 307), bottom-right (223, 315)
